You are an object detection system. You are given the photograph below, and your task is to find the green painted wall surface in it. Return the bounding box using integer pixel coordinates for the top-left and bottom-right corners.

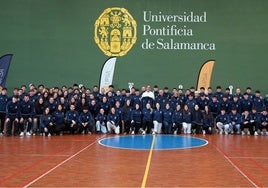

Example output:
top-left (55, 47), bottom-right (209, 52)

top-left (0, 0), bottom-right (267, 94)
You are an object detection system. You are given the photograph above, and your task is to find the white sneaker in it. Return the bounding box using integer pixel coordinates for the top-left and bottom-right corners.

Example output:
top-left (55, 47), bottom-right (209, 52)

top-left (174, 130), bottom-right (177, 135)
top-left (131, 131), bottom-right (134, 135)
top-left (142, 130), bottom-right (145, 135)
top-left (48, 133), bottom-right (51, 137)
top-left (241, 131), bottom-right (245, 135)
top-left (152, 131), bottom-right (156, 135)
top-left (20, 132), bottom-right (24, 136)
top-left (247, 131), bottom-right (250, 135)
top-left (202, 130), bottom-right (206, 135)
top-left (254, 131), bottom-right (258, 136)
top-left (26, 132), bottom-right (31, 136)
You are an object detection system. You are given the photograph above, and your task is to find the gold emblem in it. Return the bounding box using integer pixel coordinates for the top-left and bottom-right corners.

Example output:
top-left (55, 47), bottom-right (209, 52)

top-left (94, 7), bottom-right (137, 56)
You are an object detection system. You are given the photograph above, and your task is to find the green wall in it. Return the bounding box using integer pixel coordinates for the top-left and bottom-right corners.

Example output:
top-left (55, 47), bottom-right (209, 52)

top-left (0, 0), bottom-right (267, 94)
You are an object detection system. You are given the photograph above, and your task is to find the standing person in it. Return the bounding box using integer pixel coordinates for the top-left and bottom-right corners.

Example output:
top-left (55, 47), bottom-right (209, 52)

top-left (95, 108), bottom-right (107, 134)
top-left (107, 107), bottom-right (120, 134)
top-left (40, 107), bottom-right (54, 136)
top-left (162, 103), bottom-right (173, 134)
top-left (78, 106), bottom-right (94, 134)
top-left (185, 93), bottom-right (196, 111)
top-left (122, 99), bottom-right (133, 134)
top-left (208, 95), bottom-right (220, 118)
top-left (5, 95), bottom-right (21, 136)
top-left (191, 104), bottom-right (203, 134)
top-left (65, 104), bottom-right (79, 134)
top-left (152, 102), bottom-right (163, 134)
top-left (19, 95), bottom-right (35, 136)
top-left (52, 104), bottom-right (65, 135)
top-left (0, 88), bottom-right (8, 135)
top-left (172, 104), bottom-right (183, 134)
top-left (253, 90), bottom-right (264, 113)
top-left (115, 101), bottom-right (123, 133)
top-left (141, 85), bottom-right (155, 109)
top-left (216, 108), bottom-right (230, 135)
top-left (202, 106), bottom-right (214, 135)
top-left (141, 103), bottom-right (153, 134)
top-left (182, 104), bottom-right (192, 134)
top-left (130, 103), bottom-right (142, 134)
top-left (33, 97), bottom-right (45, 135)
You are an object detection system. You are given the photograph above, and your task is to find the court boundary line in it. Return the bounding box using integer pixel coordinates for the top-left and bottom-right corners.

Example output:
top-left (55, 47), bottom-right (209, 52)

top-left (210, 140), bottom-right (261, 187)
top-left (22, 136), bottom-right (105, 188)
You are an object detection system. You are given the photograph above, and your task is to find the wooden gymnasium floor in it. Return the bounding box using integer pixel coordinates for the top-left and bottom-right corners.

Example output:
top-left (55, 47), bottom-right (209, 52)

top-left (0, 133), bottom-right (268, 188)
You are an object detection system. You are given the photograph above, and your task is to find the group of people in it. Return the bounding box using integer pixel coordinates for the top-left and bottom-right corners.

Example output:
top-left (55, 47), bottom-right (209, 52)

top-left (0, 84), bottom-right (267, 137)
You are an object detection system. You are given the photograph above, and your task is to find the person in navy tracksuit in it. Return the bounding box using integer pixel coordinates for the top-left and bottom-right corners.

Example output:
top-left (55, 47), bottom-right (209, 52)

top-left (191, 104), bottom-right (203, 134)
top-left (216, 108), bottom-right (230, 135)
top-left (130, 103), bottom-right (142, 134)
top-left (202, 106), bottom-right (214, 135)
top-left (107, 107), bottom-right (120, 134)
top-left (78, 106), bottom-right (94, 134)
top-left (172, 104), bottom-right (183, 134)
top-left (95, 108), bottom-right (107, 134)
top-left (142, 103), bottom-right (153, 134)
top-left (65, 104), bottom-right (79, 134)
top-left (229, 108), bottom-right (241, 134)
top-left (252, 90), bottom-right (264, 113)
top-left (241, 93), bottom-right (253, 112)
top-left (52, 104), bottom-right (65, 135)
top-left (40, 107), bottom-right (54, 136)
top-left (122, 99), bottom-right (132, 134)
top-left (0, 88), bottom-right (9, 134)
top-left (182, 104), bottom-right (192, 134)
top-left (152, 102), bottom-right (163, 134)
top-left (5, 95), bottom-right (21, 136)
top-left (19, 94), bottom-right (35, 136)
top-left (162, 103), bottom-right (173, 134)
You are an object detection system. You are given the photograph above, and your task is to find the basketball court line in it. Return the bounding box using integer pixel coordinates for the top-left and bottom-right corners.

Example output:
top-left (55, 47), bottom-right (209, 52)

top-left (22, 136), bottom-right (105, 188)
top-left (141, 134), bottom-right (155, 188)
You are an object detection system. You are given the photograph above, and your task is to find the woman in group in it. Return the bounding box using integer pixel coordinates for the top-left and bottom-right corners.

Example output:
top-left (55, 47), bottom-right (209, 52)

top-left (172, 104), bottom-right (183, 134)
top-left (162, 103), bottom-right (173, 134)
top-left (182, 104), bottom-right (192, 134)
top-left (33, 97), bottom-right (45, 135)
top-left (202, 105), bottom-right (214, 135)
top-left (41, 107), bottom-right (54, 136)
top-left (52, 104), bottom-right (66, 135)
top-left (152, 102), bottom-right (163, 134)
top-left (191, 104), bottom-right (203, 134)
top-left (122, 99), bottom-right (133, 134)
top-left (142, 103), bottom-right (153, 134)
top-left (130, 103), bottom-right (142, 134)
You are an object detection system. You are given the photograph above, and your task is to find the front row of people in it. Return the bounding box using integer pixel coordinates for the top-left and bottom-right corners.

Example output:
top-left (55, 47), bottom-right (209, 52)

top-left (4, 96), bottom-right (268, 137)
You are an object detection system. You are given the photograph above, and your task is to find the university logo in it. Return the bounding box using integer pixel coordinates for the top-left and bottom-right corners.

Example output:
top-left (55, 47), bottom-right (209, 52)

top-left (94, 7), bottom-right (137, 56)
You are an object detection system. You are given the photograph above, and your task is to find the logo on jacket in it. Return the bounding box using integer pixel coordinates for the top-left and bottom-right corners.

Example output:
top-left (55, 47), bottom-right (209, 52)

top-left (94, 7), bottom-right (137, 56)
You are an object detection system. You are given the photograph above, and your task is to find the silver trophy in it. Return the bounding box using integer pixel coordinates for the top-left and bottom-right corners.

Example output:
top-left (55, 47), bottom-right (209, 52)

top-left (128, 82), bottom-right (134, 90)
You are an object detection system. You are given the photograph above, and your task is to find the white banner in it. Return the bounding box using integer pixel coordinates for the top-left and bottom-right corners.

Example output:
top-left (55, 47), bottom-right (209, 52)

top-left (99, 57), bottom-right (117, 93)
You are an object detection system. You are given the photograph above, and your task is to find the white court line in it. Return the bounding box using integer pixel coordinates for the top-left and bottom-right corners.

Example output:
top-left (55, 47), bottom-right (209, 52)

top-left (23, 136), bottom-right (104, 188)
top-left (214, 146), bottom-right (258, 188)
